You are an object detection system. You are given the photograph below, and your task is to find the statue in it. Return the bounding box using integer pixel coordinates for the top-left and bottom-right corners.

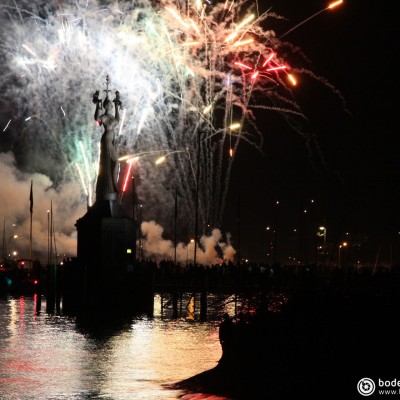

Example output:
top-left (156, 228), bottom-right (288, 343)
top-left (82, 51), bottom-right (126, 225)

top-left (92, 75), bottom-right (122, 202)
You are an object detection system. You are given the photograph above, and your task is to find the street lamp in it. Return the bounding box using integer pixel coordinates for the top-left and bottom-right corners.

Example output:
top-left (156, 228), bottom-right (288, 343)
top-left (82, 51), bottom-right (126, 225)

top-left (266, 226), bottom-right (271, 263)
top-left (8, 234), bottom-right (18, 258)
top-left (266, 226), bottom-right (275, 264)
top-left (339, 241), bottom-right (348, 267)
top-left (318, 226), bottom-right (327, 247)
top-left (187, 239), bottom-right (194, 265)
top-left (138, 204), bottom-right (143, 259)
top-left (316, 226), bottom-right (327, 266)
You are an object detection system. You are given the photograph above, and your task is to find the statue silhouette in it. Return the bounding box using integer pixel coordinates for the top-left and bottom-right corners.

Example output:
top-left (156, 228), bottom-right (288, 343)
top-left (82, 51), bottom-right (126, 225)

top-left (93, 87), bottom-right (121, 201)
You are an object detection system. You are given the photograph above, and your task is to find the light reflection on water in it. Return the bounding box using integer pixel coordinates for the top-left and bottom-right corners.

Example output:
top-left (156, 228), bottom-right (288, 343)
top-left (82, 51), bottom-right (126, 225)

top-left (0, 294), bottom-right (229, 399)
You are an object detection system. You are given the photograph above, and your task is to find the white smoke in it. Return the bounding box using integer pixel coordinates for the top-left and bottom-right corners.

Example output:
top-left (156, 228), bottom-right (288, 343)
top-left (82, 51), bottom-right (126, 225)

top-left (141, 220), bottom-right (236, 265)
top-left (0, 152), bottom-right (84, 262)
top-left (0, 153), bottom-right (236, 265)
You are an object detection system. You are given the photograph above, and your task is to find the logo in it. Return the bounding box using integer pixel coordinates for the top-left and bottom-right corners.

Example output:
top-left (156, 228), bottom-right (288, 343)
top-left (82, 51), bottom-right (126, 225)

top-left (357, 378), bottom-right (376, 396)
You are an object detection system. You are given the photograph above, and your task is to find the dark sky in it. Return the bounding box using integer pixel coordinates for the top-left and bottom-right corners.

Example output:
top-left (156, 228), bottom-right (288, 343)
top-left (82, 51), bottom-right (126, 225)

top-left (223, 0), bottom-right (400, 266)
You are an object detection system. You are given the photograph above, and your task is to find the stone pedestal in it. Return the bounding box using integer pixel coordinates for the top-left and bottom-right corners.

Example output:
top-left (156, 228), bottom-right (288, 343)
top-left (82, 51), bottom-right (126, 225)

top-left (75, 198), bottom-right (136, 306)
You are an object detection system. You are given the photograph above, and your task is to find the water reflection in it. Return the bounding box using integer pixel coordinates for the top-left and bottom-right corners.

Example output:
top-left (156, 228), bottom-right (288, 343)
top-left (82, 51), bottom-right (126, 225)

top-left (0, 295), bottom-right (226, 399)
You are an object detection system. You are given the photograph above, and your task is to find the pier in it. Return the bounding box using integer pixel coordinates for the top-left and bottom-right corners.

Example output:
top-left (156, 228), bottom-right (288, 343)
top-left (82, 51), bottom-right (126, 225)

top-left (3, 256), bottom-right (399, 321)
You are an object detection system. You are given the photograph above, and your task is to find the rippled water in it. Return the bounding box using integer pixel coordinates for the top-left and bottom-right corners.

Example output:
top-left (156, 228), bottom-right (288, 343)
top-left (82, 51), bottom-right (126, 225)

top-left (0, 294), bottom-right (232, 399)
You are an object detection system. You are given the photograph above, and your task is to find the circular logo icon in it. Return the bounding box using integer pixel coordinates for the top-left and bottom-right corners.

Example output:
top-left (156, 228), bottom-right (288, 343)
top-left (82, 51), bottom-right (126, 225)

top-left (357, 378), bottom-right (376, 396)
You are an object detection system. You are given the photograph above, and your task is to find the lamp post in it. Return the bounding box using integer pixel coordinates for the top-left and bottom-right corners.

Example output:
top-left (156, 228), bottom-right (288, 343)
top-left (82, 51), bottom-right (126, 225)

top-left (154, 148), bottom-right (195, 266)
top-left (272, 201), bottom-right (279, 265)
top-left (317, 226), bottom-right (327, 266)
top-left (193, 127), bottom-right (202, 268)
top-left (138, 204), bottom-right (143, 259)
top-left (187, 239), bottom-right (194, 265)
top-left (47, 210), bottom-right (50, 266)
top-left (266, 226), bottom-right (275, 265)
top-left (8, 234), bottom-right (18, 259)
top-left (339, 241), bottom-right (348, 268)
top-left (318, 226), bottom-right (327, 247)
top-left (199, 123), bottom-right (241, 265)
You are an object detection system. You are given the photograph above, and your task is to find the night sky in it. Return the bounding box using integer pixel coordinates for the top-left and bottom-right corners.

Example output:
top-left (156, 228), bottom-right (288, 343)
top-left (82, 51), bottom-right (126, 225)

top-left (0, 1), bottom-right (398, 266)
top-left (223, 0), bottom-right (400, 265)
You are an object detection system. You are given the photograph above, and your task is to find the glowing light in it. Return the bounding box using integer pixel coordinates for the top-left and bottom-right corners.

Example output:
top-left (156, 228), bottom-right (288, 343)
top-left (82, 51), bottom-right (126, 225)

top-left (118, 108), bottom-right (127, 137)
top-left (233, 38), bottom-right (254, 47)
top-left (137, 108), bottom-right (149, 136)
top-left (155, 155), bottom-right (166, 165)
top-left (155, 150), bottom-right (186, 165)
top-left (3, 119), bottom-right (11, 132)
top-left (251, 71), bottom-right (259, 80)
top-left (224, 31), bottom-right (239, 43)
top-left (75, 164), bottom-right (88, 197)
top-left (235, 14), bottom-right (255, 31)
top-left (165, 7), bottom-right (189, 29)
top-left (328, 0), bottom-right (343, 9)
top-left (229, 148), bottom-right (233, 157)
top-left (22, 44), bottom-right (38, 57)
top-left (288, 73), bottom-right (297, 86)
top-left (189, 19), bottom-right (201, 35)
top-left (119, 150), bottom-right (173, 162)
top-left (262, 52), bottom-right (275, 67)
top-left (79, 141), bottom-right (92, 205)
top-left (225, 14), bottom-right (256, 44)
top-left (234, 61), bottom-right (252, 70)
top-left (122, 160), bottom-right (134, 192)
top-left (266, 66), bottom-right (287, 72)
top-left (182, 41), bottom-right (201, 46)
top-left (229, 123), bottom-right (241, 130)
top-left (203, 104), bottom-right (212, 114)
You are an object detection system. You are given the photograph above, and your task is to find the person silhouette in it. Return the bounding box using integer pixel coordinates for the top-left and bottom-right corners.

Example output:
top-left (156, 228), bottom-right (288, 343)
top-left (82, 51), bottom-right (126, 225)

top-left (93, 90), bottom-right (121, 200)
top-left (219, 313), bottom-right (234, 362)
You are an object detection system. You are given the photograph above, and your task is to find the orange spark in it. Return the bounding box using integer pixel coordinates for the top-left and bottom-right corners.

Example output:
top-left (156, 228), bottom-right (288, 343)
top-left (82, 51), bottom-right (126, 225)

top-left (288, 74), bottom-right (297, 86)
top-left (328, 0), bottom-right (343, 9)
top-left (234, 61), bottom-right (252, 70)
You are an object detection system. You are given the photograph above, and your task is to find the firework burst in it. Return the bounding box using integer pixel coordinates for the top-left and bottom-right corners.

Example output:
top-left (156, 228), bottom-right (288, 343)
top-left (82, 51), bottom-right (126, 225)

top-left (0, 0), bottom-right (343, 245)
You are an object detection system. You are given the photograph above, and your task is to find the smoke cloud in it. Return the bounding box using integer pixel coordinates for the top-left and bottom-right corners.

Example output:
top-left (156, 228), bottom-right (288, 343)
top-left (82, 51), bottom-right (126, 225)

top-left (0, 153), bottom-right (236, 265)
top-left (0, 152), bottom-right (84, 262)
top-left (141, 220), bottom-right (236, 265)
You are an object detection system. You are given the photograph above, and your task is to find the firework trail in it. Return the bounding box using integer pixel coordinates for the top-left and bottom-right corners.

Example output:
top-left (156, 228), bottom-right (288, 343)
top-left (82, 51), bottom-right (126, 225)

top-left (0, 0), bottom-right (343, 259)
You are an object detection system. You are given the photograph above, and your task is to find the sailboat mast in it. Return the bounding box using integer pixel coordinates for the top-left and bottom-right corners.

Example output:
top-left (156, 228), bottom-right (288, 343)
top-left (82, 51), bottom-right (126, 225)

top-left (29, 180), bottom-right (33, 264)
top-left (2, 219), bottom-right (5, 259)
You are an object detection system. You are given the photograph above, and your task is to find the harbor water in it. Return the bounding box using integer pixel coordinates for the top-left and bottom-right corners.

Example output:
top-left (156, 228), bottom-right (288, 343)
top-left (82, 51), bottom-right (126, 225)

top-left (0, 293), bottom-right (234, 400)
